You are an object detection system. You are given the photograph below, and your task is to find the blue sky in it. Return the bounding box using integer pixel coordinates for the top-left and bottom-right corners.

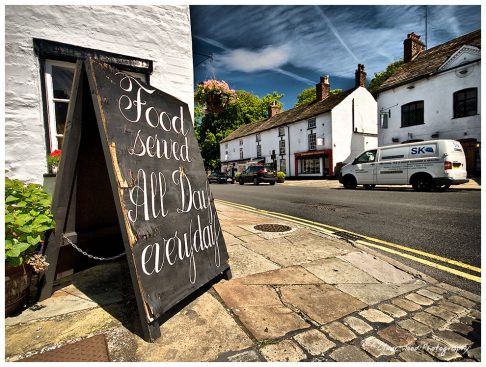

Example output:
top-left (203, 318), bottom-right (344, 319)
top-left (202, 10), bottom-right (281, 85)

top-left (190, 5), bottom-right (480, 109)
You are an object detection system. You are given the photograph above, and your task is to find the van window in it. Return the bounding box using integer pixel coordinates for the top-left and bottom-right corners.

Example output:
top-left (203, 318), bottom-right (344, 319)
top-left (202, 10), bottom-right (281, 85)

top-left (356, 150), bottom-right (377, 163)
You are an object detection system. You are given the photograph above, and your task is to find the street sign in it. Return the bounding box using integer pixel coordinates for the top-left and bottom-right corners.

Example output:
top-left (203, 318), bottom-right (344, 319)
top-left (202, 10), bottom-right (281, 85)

top-left (38, 58), bottom-right (231, 341)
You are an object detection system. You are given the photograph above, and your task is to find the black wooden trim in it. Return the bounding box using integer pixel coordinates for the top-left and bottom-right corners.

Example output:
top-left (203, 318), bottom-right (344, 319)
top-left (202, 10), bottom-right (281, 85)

top-left (38, 59), bottom-right (52, 157)
top-left (33, 38), bottom-right (153, 75)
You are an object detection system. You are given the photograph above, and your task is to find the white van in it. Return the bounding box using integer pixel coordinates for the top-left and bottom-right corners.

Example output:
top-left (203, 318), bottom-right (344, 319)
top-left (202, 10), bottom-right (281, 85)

top-left (340, 140), bottom-right (468, 191)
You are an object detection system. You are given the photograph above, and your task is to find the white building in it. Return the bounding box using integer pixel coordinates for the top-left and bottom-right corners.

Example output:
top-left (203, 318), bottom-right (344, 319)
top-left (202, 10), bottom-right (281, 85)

top-left (376, 30), bottom-right (480, 175)
top-left (5, 6), bottom-right (194, 185)
top-left (220, 65), bottom-right (378, 178)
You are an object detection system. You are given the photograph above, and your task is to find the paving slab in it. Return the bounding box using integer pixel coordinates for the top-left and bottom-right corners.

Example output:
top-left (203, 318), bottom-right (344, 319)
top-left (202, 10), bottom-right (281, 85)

top-left (361, 336), bottom-right (395, 358)
top-left (447, 322), bottom-right (474, 336)
top-left (339, 251), bottom-right (415, 284)
top-left (424, 305), bottom-right (457, 321)
top-left (6, 306), bottom-right (122, 359)
top-left (293, 329), bottom-right (335, 356)
top-left (214, 283), bottom-right (281, 308)
top-left (436, 283), bottom-right (481, 303)
top-left (377, 325), bottom-right (416, 347)
top-left (222, 231), bottom-right (244, 246)
top-left (417, 288), bottom-right (443, 301)
top-left (397, 319), bottom-right (432, 337)
top-left (225, 244), bottom-right (280, 279)
top-left (413, 312), bottom-right (447, 329)
top-left (446, 294), bottom-right (477, 309)
top-left (280, 284), bottom-right (367, 325)
top-left (391, 297), bottom-right (422, 312)
top-left (405, 292), bottom-right (434, 306)
top-left (424, 285), bottom-right (449, 295)
top-left (135, 293), bottom-right (252, 362)
top-left (232, 266), bottom-right (322, 285)
top-left (218, 349), bottom-right (261, 362)
top-left (303, 258), bottom-right (379, 284)
top-left (467, 347), bottom-right (481, 361)
top-left (359, 309), bottom-right (394, 324)
top-left (377, 303), bottom-right (407, 318)
top-left (260, 340), bottom-right (306, 362)
top-left (337, 281), bottom-right (425, 305)
top-left (433, 330), bottom-right (474, 350)
top-left (329, 345), bottom-right (373, 362)
top-left (399, 350), bottom-right (434, 362)
top-left (233, 305), bottom-right (309, 340)
top-left (417, 338), bottom-right (462, 361)
top-left (223, 225), bottom-right (256, 237)
top-left (321, 321), bottom-right (356, 343)
top-left (343, 316), bottom-right (373, 335)
top-left (438, 301), bottom-right (469, 315)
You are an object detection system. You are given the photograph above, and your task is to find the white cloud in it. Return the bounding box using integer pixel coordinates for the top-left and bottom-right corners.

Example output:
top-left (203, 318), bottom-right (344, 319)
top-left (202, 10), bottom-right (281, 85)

top-left (217, 45), bottom-right (290, 73)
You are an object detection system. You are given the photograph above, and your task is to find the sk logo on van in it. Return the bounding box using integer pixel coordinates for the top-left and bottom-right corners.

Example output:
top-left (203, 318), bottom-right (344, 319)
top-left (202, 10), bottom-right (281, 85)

top-left (411, 146), bottom-right (434, 155)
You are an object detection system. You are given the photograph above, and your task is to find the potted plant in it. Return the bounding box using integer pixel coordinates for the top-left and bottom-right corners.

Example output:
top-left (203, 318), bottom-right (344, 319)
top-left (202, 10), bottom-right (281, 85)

top-left (195, 80), bottom-right (237, 114)
top-left (47, 149), bottom-right (61, 174)
top-left (5, 177), bottom-right (54, 315)
top-left (276, 171), bottom-right (286, 183)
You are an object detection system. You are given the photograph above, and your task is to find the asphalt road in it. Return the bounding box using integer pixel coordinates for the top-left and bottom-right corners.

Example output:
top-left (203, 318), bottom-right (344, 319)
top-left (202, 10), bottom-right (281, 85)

top-left (211, 183), bottom-right (481, 295)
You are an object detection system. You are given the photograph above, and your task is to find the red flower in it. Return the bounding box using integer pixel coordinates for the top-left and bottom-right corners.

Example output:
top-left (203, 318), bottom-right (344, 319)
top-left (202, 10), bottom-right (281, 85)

top-left (50, 149), bottom-right (61, 157)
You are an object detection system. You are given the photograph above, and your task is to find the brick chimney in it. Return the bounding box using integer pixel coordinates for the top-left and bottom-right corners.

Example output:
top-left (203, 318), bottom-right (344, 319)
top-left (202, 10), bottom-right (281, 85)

top-left (316, 75), bottom-right (330, 101)
top-left (355, 64), bottom-right (366, 88)
top-left (404, 32), bottom-right (425, 63)
top-left (268, 100), bottom-right (281, 118)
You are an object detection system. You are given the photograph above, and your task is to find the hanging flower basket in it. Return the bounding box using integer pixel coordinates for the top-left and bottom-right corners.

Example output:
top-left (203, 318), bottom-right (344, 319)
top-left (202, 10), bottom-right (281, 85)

top-left (195, 80), bottom-right (237, 114)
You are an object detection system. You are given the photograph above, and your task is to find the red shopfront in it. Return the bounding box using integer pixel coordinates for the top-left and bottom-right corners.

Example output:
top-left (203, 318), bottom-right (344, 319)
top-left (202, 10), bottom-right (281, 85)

top-left (294, 149), bottom-right (333, 178)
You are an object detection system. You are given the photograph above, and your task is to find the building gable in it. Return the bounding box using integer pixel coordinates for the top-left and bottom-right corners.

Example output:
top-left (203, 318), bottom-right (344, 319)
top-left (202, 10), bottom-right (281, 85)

top-left (438, 45), bottom-right (481, 71)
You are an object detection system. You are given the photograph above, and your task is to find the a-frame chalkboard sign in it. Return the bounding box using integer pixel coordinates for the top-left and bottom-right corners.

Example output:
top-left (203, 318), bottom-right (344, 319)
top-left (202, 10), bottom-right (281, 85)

top-left (38, 58), bottom-right (231, 341)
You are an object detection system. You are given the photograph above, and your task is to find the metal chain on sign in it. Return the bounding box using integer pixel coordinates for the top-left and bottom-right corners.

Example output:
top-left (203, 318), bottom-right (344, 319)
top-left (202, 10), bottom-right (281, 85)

top-left (62, 234), bottom-right (125, 261)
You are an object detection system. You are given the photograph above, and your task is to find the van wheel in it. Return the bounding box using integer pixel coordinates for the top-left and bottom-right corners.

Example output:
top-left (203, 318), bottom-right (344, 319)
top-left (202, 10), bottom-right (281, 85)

top-left (239, 178), bottom-right (244, 185)
top-left (363, 184), bottom-right (375, 190)
top-left (411, 174), bottom-right (434, 191)
top-left (343, 175), bottom-right (357, 189)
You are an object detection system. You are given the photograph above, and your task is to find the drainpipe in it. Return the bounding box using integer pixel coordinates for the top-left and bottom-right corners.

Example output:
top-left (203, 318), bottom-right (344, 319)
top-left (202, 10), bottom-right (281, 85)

top-left (287, 125), bottom-right (291, 176)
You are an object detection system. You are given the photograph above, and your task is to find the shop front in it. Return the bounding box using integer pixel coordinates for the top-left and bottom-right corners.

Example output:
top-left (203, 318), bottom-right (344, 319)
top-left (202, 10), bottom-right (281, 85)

top-left (294, 149), bottom-right (333, 178)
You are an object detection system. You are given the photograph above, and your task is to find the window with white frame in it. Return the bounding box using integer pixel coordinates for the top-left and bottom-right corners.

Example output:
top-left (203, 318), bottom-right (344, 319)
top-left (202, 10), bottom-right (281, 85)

top-left (35, 39), bottom-right (152, 157)
top-left (240, 148), bottom-right (243, 159)
top-left (239, 139), bottom-right (243, 146)
top-left (279, 140), bottom-right (286, 155)
top-left (256, 133), bottom-right (261, 142)
top-left (256, 144), bottom-right (262, 157)
top-left (308, 133), bottom-right (317, 150)
top-left (308, 117), bottom-right (316, 129)
top-left (44, 60), bottom-right (76, 152)
top-left (278, 126), bottom-right (285, 136)
top-left (225, 143), bottom-right (228, 148)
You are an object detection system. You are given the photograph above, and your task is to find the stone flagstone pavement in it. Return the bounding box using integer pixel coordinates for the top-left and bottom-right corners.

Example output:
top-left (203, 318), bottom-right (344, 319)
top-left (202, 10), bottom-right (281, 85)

top-left (4, 202), bottom-right (481, 362)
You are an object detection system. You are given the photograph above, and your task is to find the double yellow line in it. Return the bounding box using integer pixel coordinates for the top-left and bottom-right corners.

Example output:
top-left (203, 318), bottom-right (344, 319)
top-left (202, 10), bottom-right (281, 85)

top-left (216, 199), bottom-right (481, 283)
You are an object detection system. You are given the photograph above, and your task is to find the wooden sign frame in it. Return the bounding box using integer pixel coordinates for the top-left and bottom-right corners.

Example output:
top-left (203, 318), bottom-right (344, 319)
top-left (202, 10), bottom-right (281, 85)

top-left (38, 59), bottom-right (231, 341)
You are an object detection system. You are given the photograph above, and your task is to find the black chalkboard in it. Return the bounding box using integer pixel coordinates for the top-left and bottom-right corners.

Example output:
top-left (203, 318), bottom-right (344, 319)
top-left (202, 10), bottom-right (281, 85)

top-left (38, 59), bottom-right (231, 341)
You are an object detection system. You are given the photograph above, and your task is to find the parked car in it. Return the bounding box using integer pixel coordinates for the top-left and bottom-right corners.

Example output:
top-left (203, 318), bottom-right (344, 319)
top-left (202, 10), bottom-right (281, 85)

top-left (208, 172), bottom-right (234, 184)
top-left (339, 139), bottom-right (468, 191)
top-left (239, 165), bottom-right (277, 185)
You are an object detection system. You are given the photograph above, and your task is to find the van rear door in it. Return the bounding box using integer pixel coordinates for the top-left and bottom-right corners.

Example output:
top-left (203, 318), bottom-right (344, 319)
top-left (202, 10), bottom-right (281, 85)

top-left (445, 141), bottom-right (468, 180)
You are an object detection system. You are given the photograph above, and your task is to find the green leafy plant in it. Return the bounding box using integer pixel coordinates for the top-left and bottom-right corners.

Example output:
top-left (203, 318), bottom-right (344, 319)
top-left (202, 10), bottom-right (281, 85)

top-left (5, 177), bottom-right (55, 269)
top-left (276, 171), bottom-right (286, 183)
top-left (235, 172), bottom-right (241, 179)
top-left (195, 80), bottom-right (237, 114)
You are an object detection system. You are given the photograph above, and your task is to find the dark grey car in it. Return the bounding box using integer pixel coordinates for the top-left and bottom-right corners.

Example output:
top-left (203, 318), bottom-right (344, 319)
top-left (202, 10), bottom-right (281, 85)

top-left (239, 165), bottom-right (277, 185)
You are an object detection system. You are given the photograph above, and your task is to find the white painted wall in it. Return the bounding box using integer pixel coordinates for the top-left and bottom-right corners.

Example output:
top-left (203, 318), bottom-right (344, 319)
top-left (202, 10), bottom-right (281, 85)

top-left (331, 87), bottom-right (378, 165)
top-left (377, 61), bottom-right (480, 146)
top-left (5, 5), bottom-right (193, 184)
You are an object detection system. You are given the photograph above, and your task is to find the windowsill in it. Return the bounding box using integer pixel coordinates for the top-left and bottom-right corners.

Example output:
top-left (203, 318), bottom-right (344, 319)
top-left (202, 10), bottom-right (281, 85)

top-left (400, 123), bottom-right (425, 128)
top-left (451, 114), bottom-right (480, 120)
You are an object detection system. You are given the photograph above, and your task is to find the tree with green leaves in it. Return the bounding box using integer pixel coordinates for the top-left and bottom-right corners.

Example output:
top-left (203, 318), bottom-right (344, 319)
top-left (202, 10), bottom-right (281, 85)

top-left (194, 86), bottom-right (284, 170)
top-left (368, 59), bottom-right (404, 95)
top-left (294, 87), bottom-right (342, 107)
